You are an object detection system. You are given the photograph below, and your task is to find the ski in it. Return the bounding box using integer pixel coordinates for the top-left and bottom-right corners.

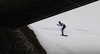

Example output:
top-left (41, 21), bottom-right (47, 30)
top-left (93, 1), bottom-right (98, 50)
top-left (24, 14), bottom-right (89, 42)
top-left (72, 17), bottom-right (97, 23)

top-left (61, 35), bottom-right (68, 37)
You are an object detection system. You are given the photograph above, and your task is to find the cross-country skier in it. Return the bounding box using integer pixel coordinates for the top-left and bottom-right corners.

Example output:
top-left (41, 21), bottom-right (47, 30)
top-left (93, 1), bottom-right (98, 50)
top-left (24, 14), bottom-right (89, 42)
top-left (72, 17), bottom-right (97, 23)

top-left (57, 21), bottom-right (66, 35)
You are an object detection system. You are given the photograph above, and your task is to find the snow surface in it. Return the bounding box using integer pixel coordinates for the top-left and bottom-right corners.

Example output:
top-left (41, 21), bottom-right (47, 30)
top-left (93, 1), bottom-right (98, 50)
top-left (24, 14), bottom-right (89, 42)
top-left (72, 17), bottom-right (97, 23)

top-left (28, 1), bottom-right (100, 54)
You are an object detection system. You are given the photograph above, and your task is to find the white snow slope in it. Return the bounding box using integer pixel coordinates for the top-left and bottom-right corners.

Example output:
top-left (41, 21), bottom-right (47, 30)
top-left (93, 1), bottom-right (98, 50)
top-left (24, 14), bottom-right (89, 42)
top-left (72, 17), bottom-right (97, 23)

top-left (28, 1), bottom-right (100, 54)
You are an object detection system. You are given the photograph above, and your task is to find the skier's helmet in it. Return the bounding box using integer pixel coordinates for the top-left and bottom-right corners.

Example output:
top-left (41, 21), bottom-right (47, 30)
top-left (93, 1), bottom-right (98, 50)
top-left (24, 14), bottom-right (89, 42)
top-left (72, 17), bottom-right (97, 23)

top-left (58, 21), bottom-right (61, 24)
top-left (58, 21), bottom-right (61, 23)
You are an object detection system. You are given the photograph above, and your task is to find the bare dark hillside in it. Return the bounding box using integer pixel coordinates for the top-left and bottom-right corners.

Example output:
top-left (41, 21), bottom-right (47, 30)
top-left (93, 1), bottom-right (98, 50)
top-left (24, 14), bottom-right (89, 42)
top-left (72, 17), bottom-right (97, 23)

top-left (0, 26), bottom-right (46, 54)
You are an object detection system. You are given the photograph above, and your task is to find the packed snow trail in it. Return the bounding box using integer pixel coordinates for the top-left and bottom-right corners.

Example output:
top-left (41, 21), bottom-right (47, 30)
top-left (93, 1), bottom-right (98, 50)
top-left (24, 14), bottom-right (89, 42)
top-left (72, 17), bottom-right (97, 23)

top-left (29, 27), bottom-right (74, 54)
top-left (29, 26), bottom-right (100, 54)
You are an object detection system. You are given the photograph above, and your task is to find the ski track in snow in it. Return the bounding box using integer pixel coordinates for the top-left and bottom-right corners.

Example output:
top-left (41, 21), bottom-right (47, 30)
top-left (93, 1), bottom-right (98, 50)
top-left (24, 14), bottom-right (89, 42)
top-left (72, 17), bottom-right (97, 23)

top-left (36, 27), bottom-right (59, 31)
top-left (34, 27), bottom-right (100, 36)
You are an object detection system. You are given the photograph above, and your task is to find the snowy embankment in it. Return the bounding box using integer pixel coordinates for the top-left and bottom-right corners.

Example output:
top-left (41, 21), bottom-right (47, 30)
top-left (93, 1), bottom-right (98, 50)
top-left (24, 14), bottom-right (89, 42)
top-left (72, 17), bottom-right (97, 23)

top-left (28, 1), bottom-right (100, 54)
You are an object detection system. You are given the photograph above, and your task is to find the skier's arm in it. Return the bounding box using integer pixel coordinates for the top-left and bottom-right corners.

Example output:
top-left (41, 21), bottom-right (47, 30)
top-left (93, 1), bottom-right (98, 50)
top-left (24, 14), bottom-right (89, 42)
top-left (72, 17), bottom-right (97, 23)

top-left (57, 24), bottom-right (61, 26)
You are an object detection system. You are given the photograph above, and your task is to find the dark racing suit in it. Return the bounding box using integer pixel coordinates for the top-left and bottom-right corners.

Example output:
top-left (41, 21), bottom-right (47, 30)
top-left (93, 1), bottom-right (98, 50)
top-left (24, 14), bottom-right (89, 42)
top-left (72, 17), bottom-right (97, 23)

top-left (57, 23), bottom-right (66, 35)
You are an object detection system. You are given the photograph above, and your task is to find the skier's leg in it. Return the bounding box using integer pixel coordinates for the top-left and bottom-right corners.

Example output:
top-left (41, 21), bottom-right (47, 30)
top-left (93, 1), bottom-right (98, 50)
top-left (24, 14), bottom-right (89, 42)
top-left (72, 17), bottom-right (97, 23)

top-left (61, 26), bottom-right (66, 35)
top-left (61, 28), bottom-right (64, 35)
top-left (61, 29), bottom-right (64, 35)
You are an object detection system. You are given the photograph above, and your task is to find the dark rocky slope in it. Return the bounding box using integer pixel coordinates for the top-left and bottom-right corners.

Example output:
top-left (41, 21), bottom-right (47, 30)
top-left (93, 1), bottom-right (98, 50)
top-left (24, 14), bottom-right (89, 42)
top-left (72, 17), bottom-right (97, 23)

top-left (0, 26), bottom-right (46, 54)
top-left (19, 26), bottom-right (46, 54)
